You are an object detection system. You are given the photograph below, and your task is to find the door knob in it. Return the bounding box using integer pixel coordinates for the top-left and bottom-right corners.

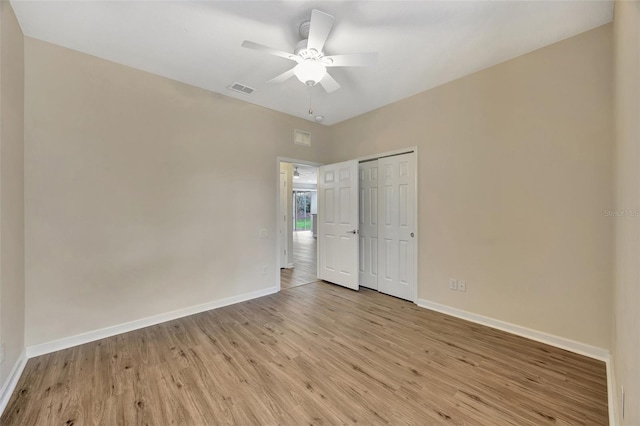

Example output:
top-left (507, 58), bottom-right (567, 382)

top-left (411, 232), bottom-right (415, 237)
top-left (347, 229), bottom-right (358, 234)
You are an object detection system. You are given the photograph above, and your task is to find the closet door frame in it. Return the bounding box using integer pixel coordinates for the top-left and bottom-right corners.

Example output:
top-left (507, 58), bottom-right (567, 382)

top-left (357, 146), bottom-right (419, 303)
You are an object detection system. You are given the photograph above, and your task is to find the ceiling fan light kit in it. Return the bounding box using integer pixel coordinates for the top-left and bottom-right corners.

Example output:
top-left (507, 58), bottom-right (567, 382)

top-left (294, 60), bottom-right (327, 86)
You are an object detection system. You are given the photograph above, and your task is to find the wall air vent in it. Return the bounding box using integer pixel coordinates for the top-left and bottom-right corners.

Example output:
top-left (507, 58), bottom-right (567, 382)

top-left (294, 129), bottom-right (311, 146)
top-left (228, 82), bottom-right (256, 95)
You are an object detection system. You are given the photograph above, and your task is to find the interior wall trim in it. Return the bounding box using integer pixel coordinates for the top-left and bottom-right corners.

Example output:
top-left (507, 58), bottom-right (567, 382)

top-left (26, 286), bottom-right (279, 359)
top-left (0, 348), bottom-right (28, 417)
top-left (416, 299), bottom-right (610, 361)
top-left (607, 357), bottom-right (618, 426)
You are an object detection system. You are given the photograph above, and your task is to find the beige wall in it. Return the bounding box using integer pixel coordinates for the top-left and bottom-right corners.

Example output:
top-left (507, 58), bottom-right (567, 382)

top-left (613, 1), bottom-right (640, 424)
top-left (24, 38), bottom-right (331, 346)
top-left (0, 1), bottom-right (25, 386)
top-left (329, 25), bottom-right (613, 350)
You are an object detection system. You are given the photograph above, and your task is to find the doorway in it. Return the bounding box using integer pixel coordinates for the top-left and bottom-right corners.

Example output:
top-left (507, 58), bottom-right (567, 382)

top-left (293, 191), bottom-right (313, 231)
top-left (279, 161), bottom-right (320, 290)
top-left (275, 148), bottom-right (418, 302)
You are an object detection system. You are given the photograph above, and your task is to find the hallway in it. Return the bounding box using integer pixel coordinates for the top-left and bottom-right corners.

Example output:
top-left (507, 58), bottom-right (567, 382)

top-left (280, 231), bottom-right (317, 289)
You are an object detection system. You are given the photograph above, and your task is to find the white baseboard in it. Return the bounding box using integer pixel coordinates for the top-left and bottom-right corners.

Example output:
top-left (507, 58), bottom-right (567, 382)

top-left (27, 286), bottom-right (279, 358)
top-left (607, 357), bottom-right (618, 426)
top-left (0, 348), bottom-right (27, 417)
top-left (416, 299), bottom-right (610, 361)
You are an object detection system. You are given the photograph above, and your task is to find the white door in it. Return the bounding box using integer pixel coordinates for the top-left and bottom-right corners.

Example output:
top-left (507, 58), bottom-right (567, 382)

top-left (318, 160), bottom-right (359, 290)
top-left (279, 172), bottom-right (288, 268)
top-left (359, 161), bottom-right (378, 290)
top-left (378, 153), bottom-right (416, 301)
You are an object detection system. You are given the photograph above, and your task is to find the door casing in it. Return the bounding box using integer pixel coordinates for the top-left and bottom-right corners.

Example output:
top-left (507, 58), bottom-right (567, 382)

top-left (355, 147), bottom-right (419, 303)
top-left (275, 157), bottom-right (323, 291)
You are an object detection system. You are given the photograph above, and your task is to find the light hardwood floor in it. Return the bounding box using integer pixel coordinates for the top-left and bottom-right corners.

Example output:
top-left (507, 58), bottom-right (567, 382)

top-left (2, 282), bottom-right (608, 425)
top-left (280, 230), bottom-right (317, 289)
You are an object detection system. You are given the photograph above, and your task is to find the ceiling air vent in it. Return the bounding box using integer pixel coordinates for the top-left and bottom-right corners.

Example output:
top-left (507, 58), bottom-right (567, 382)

top-left (228, 82), bottom-right (256, 95)
top-left (294, 129), bottom-right (311, 146)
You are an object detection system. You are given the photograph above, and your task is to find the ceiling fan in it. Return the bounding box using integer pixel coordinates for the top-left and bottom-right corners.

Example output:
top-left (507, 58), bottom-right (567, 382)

top-left (241, 9), bottom-right (377, 93)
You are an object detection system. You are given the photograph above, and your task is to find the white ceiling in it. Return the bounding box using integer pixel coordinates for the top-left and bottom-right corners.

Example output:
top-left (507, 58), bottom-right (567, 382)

top-left (11, 1), bottom-right (613, 126)
top-left (293, 164), bottom-right (318, 185)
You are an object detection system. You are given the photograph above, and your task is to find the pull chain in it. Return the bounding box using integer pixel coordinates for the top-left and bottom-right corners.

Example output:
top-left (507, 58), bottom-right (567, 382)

top-left (308, 86), bottom-right (313, 116)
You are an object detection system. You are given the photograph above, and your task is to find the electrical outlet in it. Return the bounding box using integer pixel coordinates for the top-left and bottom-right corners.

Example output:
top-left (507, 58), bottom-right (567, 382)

top-left (458, 280), bottom-right (466, 292)
top-left (449, 279), bottom-right (458, 290)
top-left (259, 228), bottom-right (268, 238)
top-left (0, 343), bottom-right (5, 364)
top-left (262, 265), bottom-right (268, 275)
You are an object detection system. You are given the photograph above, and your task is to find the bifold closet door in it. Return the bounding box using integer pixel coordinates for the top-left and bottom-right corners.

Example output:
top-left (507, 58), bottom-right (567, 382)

top-left (378, 153), bottom-right (416, 301)
top-left (359, 161), bottom-right (379, 290)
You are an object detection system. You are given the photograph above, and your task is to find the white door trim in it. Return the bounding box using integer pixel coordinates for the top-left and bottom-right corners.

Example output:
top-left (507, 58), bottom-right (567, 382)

top-left (357, 146), bottom-right (418, 162)
top-left (275, 157), bottom-right (323, 291)
top-left (279, 172), bottom-right (288, 269)
top-left (356, 146), bottom-right (419, 303)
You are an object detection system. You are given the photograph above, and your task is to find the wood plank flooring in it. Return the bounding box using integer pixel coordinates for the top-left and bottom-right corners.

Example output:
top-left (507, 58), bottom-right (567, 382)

top-left (280, 231), bottom-right (317, 289)
top-left (2, 282), bottom-right (608, 425)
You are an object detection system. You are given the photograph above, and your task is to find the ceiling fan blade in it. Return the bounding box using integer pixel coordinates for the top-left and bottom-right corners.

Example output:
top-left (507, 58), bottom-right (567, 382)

top-left (324, 52), bottom-right (378, 67)
top-left (319, 72), bottom-right (340, 93)
top-left (241, 40), bottom-right (300, 62)
top-left (307, 9), bottom-right (335, 53)
top-left (267, 68), bottom-right (296, 84)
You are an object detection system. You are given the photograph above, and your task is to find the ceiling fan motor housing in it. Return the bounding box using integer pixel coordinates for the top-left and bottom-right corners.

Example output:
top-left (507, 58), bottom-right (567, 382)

top-left (294, 39), bottom-right (323, 60)
top-left (298, 20), bottom-right (311, 39)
